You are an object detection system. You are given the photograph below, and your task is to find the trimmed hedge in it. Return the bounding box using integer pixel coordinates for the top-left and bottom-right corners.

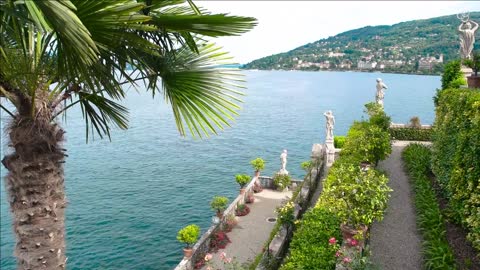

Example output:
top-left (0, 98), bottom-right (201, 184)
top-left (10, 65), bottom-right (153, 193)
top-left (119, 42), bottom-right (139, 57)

top-left (402, 144), bottom-right (456, 269)
top-left (432, 88), bottom-right (480, 251)
top-left (280, 207), bottom-right (340, 270)
top-left (389, 127), bottom-right (433, 141)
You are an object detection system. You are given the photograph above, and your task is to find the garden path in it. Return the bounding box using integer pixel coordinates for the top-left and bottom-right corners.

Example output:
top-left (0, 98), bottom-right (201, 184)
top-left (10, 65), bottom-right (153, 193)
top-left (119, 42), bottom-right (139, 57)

top-left (370, 141), bottom-right (430, 270)
top-left (203, 189), bottom-right (292, 269)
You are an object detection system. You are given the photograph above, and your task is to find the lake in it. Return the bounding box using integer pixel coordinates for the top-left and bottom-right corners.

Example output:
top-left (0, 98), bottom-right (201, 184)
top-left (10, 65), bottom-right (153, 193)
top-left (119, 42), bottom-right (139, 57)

top-left (0, 70), bottom-right (440, 269)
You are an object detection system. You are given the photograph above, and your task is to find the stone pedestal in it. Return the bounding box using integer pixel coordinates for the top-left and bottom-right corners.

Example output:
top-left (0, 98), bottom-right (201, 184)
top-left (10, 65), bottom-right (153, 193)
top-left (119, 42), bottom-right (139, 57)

top-left (278, 169), bottom-right (289, 175)
top-left (462, 66), bottom-right (473, 81)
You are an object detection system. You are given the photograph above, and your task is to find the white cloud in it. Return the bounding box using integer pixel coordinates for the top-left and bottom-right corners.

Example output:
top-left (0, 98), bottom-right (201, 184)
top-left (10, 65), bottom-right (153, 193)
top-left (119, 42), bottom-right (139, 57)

top-left (198, 1), bottom-right (480, 63)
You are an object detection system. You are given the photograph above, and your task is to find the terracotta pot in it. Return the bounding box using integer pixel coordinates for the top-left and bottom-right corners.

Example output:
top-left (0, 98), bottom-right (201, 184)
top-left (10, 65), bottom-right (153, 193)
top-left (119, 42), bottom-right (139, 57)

top-left (255, 171), bottom-right (260, 177)
top-left (183, 247), bottom-right (193, 258)
top-left (467, 75), bottom-right (480, 88)
top-left (216, 212), bottom-right (223, 219)
top-left (239, 188), bottom-right (246, 195)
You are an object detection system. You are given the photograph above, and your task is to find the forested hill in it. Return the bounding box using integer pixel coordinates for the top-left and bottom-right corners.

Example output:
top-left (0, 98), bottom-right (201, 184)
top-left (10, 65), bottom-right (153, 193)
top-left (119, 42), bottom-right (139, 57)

top-left (243, 12), bottom-right (480, 74)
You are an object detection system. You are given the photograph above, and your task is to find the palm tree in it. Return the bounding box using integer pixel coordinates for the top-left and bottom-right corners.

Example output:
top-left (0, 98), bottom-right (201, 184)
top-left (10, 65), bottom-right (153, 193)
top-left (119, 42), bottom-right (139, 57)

top-left (0, 1), bottom-right (256, 269)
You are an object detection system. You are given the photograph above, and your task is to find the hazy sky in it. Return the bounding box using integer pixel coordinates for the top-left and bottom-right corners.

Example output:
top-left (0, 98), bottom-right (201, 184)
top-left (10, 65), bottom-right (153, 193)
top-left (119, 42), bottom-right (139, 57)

top-left (199, 1), bottom-right (480, 64)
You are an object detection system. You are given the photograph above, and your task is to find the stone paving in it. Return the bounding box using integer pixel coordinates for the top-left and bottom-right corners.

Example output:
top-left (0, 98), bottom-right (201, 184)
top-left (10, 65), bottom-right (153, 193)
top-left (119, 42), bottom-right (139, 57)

top-left (203, 189), bottom-right (292, 269)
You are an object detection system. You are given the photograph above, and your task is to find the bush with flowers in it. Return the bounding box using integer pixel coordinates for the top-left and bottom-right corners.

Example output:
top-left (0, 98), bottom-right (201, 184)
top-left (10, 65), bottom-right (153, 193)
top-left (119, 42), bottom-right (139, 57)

top-left (276, 201), bottom-right (295, 227)
top-left (209, 230), bottom-right (231, 251)
top-left (204, 252), bottom-right (248, 270)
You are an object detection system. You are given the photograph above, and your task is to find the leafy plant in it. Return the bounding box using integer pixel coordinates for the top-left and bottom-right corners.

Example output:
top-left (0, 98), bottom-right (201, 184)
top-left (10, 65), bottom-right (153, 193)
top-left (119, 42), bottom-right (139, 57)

top-left (463, 51), bottom-right (480, 76)
top-left (273, 173), bottom-right (292, 190)
top-left (276, 202), bottom-right (295, 227)
top-left (300, 161), bottom-right (313, 172)
top-left (209, 230), bottom-right (231, 251)
top-left (211, 196), bottom-right (229, 214)
top-left (334, 136), bottom-right (346, 148)
top-left (402, 144), bottom-right (456, 269)
top-left (177, 224), bottom-right (200, 248)
top-left (365, 102), bottom-right (391, 131)
top-left (318, 164), bottom-right (392, 227)
top-left (388, 127), bottom-right (433, 141)
top-left (235, 204), bottom-right (250, 216)
top-left (250, 158), bottom-right (265, 172)
top-left (280, 207), bottom-right (340, 270)
top-left (441, 60), bottom-right (464, 89)
top-left (235, 174), bottom-right (251, 188)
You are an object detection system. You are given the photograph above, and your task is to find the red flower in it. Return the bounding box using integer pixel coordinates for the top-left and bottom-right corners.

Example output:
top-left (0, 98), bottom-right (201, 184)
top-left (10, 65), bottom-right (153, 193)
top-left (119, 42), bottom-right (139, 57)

top-left (350, 239), bottom-right (358, 246)
top-left (328, 237), bottom-right (337, 245)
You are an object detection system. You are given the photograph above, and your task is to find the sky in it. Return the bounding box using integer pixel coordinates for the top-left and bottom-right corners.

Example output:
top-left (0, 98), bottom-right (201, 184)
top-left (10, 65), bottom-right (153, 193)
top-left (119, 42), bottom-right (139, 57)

top-left (199, 1), bottom-right (480, 64)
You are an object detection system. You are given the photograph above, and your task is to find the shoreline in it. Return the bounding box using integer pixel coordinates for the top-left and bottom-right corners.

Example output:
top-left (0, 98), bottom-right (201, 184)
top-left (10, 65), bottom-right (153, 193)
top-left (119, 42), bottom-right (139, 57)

top-left (241, 68), bottom-right (441, 77)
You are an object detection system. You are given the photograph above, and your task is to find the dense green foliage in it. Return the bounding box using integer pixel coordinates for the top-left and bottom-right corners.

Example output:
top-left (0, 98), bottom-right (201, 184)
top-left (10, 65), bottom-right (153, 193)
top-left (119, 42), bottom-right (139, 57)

top-left (235, 174), bottom-right (251, 188)
top-left (341, 121), bottom-right (392, 165)
top-left (300, 160), bottom-right (313, 171)
top-left (432, 88), bottom-right (480, 251)
top-left (280, 208), bottom-right (340, 270)
top-left (463, 51), bottom-right (480, 76)
top-left (177, 224), bottom-right (200, 248)
top-left (389, 127), bottom-right (433, 141)
top-left (244, 13), bottom-right (480, 75)
top-left (250, 158), bottom-right (265, 172)
top-left (402, 144), bottom-right (456, 269)
top-left (273, 173), bottom-right (292, 190)
top-left (441, 60), bottom-right (466, 90)
top-left (318, 164), bottom-right (391, 227)
top-left (210, 196), bottom-right (229, 213)
top-left (334, 136), bottom-right (346, 148)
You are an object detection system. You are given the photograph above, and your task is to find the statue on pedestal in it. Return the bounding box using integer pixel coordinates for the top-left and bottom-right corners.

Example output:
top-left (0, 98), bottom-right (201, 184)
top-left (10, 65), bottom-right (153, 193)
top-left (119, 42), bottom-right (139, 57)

top-left (458, 13), bottom-right (478, 60)
top-left (323, 110), bottom-right (335, 142)
top-left (375, 78), bottom-right (388, 107)
top-left (279, 149), bottom-right (288, 175)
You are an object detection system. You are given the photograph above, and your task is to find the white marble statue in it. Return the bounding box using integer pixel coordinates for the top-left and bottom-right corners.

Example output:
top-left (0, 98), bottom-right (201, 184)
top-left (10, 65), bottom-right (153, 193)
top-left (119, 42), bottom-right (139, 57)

top-left (375, 78), bottom-right (388, 107)
top-left (323, 110), bottom-right (335, 141)
top-left (458, 16), bottom-right (478, 60)
top-left (279, 149), bottom-right (289, 175)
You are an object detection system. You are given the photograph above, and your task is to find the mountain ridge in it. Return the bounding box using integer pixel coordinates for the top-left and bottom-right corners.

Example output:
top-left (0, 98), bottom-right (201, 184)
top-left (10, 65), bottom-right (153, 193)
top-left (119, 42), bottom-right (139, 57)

top-left (243, 12), bottom-right (480, 75)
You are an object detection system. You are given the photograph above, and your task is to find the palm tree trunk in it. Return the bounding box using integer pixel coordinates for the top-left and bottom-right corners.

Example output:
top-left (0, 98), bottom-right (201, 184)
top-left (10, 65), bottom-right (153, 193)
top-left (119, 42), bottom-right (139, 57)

top-left (2, 110), bottom-right (68, 269)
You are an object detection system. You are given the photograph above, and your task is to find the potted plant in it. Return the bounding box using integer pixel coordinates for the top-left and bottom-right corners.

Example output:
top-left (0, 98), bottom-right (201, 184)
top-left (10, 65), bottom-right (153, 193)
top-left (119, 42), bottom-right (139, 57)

top-left (250, 158), bottom-right (265, 177)
top-left (235, 204), bottom-right (250, 216)
top-left (245, 192), bottom-right (255, 204)
top-left (464, 51), bottom-right (480, 88)
top-left (177, 224), bottom-right (200, 258)
top-left (235, 174), bottom-right (250, 194)
top-left (210, 196), bottom-right (229, 218)
top-left (273, 173), bottom-right (292, 191)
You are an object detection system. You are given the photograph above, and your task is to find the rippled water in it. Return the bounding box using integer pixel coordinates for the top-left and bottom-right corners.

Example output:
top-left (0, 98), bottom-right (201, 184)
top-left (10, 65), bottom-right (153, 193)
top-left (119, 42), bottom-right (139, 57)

top-left (0, 71), bottom-right (439, 269)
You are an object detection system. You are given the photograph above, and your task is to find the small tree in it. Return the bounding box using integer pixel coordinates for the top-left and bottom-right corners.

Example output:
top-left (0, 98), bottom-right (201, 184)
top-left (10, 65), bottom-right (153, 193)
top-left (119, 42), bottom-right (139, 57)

top-left (235, 174), bottom-right (251, 188)
top-left (409, 116), bottom-right (421, 128)
top-left (210, 196), bottom-right (229, 215)
top-left (177, 224), bottom-right (200, 249)
top-left (250, 158), bottom-right (265, 173)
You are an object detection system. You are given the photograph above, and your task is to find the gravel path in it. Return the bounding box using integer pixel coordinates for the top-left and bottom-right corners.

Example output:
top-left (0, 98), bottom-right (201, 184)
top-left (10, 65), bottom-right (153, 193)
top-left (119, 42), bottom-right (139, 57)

top-left (370, 141), bottom-right (426, 270)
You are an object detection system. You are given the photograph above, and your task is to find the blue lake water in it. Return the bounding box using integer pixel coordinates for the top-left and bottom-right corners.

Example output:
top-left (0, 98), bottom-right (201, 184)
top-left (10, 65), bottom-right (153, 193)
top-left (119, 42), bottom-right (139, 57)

top-left (0, 70), bottom-right (440, 269)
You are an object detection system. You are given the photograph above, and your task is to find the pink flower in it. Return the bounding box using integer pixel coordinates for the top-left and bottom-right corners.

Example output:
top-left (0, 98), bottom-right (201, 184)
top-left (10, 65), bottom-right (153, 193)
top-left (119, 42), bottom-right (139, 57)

top-left (343, 257), bottom-right (352, 264)
top-left (220, 252), bottom-right (226, 260)
top-left (335, 250), bottom-right (341, 257)
top-left (206, 267), bottom-right (212, 270)
top-left (350, 239), bottom-right (358, 246)
top-left (328, 237), bottom-right (337, 245)
top-left (204, 253), bottom-right (213, 261)
top-left (346, 238), bottom-right (352, 244)
top-left (225, 257), bottom-right (232, 263)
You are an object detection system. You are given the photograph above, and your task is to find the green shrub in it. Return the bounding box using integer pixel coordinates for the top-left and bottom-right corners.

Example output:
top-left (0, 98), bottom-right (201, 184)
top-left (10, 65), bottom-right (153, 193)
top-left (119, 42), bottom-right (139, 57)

top-left (334, 136), bottom-right (346, 148)
top-left (235, 174), bottom-right (251, 188)
top-left (342, 121), bottom-right (392, 165)
top-left (402, 144), bottom-right (456, 269)
top-left (364, 102), bottom-right (391, 131)
top-left (210, 196), bottom-right (229, 214)
top-left (441, 60), bottom-right (463, 90)
top-left (409, 116), bottom-right (421, 128)
top-left (250, 158), bottom-right (265, 172)
top-left (300, 160), bottom-right (312, 171)
top-left (280, 207), bottom-right (340, 270)
top-left (432, 88), bottom-right (480, 251)
top-left (388, 127), bottom-right (433, 141)
top-left (318, 164), bottom-right (392, 227)
top-left (177, 224), bottom-right (200, 248)
top-left (276, 201), bottom-right (295, 227)
top-left (273, 173), bottom-right (291, 190)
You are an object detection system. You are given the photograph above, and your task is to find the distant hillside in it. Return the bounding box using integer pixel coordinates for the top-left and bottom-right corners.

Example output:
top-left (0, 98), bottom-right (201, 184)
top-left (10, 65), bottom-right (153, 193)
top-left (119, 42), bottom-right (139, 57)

top-left (244, 12), bottom-right (480, 75)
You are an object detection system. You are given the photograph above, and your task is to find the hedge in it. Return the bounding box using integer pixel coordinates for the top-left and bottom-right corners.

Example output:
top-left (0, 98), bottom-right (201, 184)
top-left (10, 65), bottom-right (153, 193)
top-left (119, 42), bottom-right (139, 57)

top-left (432, 88), bottom-right (480, 252)
top-left (402, 144), bottom-right (456, 269)
top-left (389, 127), bottom-right (433, 141)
